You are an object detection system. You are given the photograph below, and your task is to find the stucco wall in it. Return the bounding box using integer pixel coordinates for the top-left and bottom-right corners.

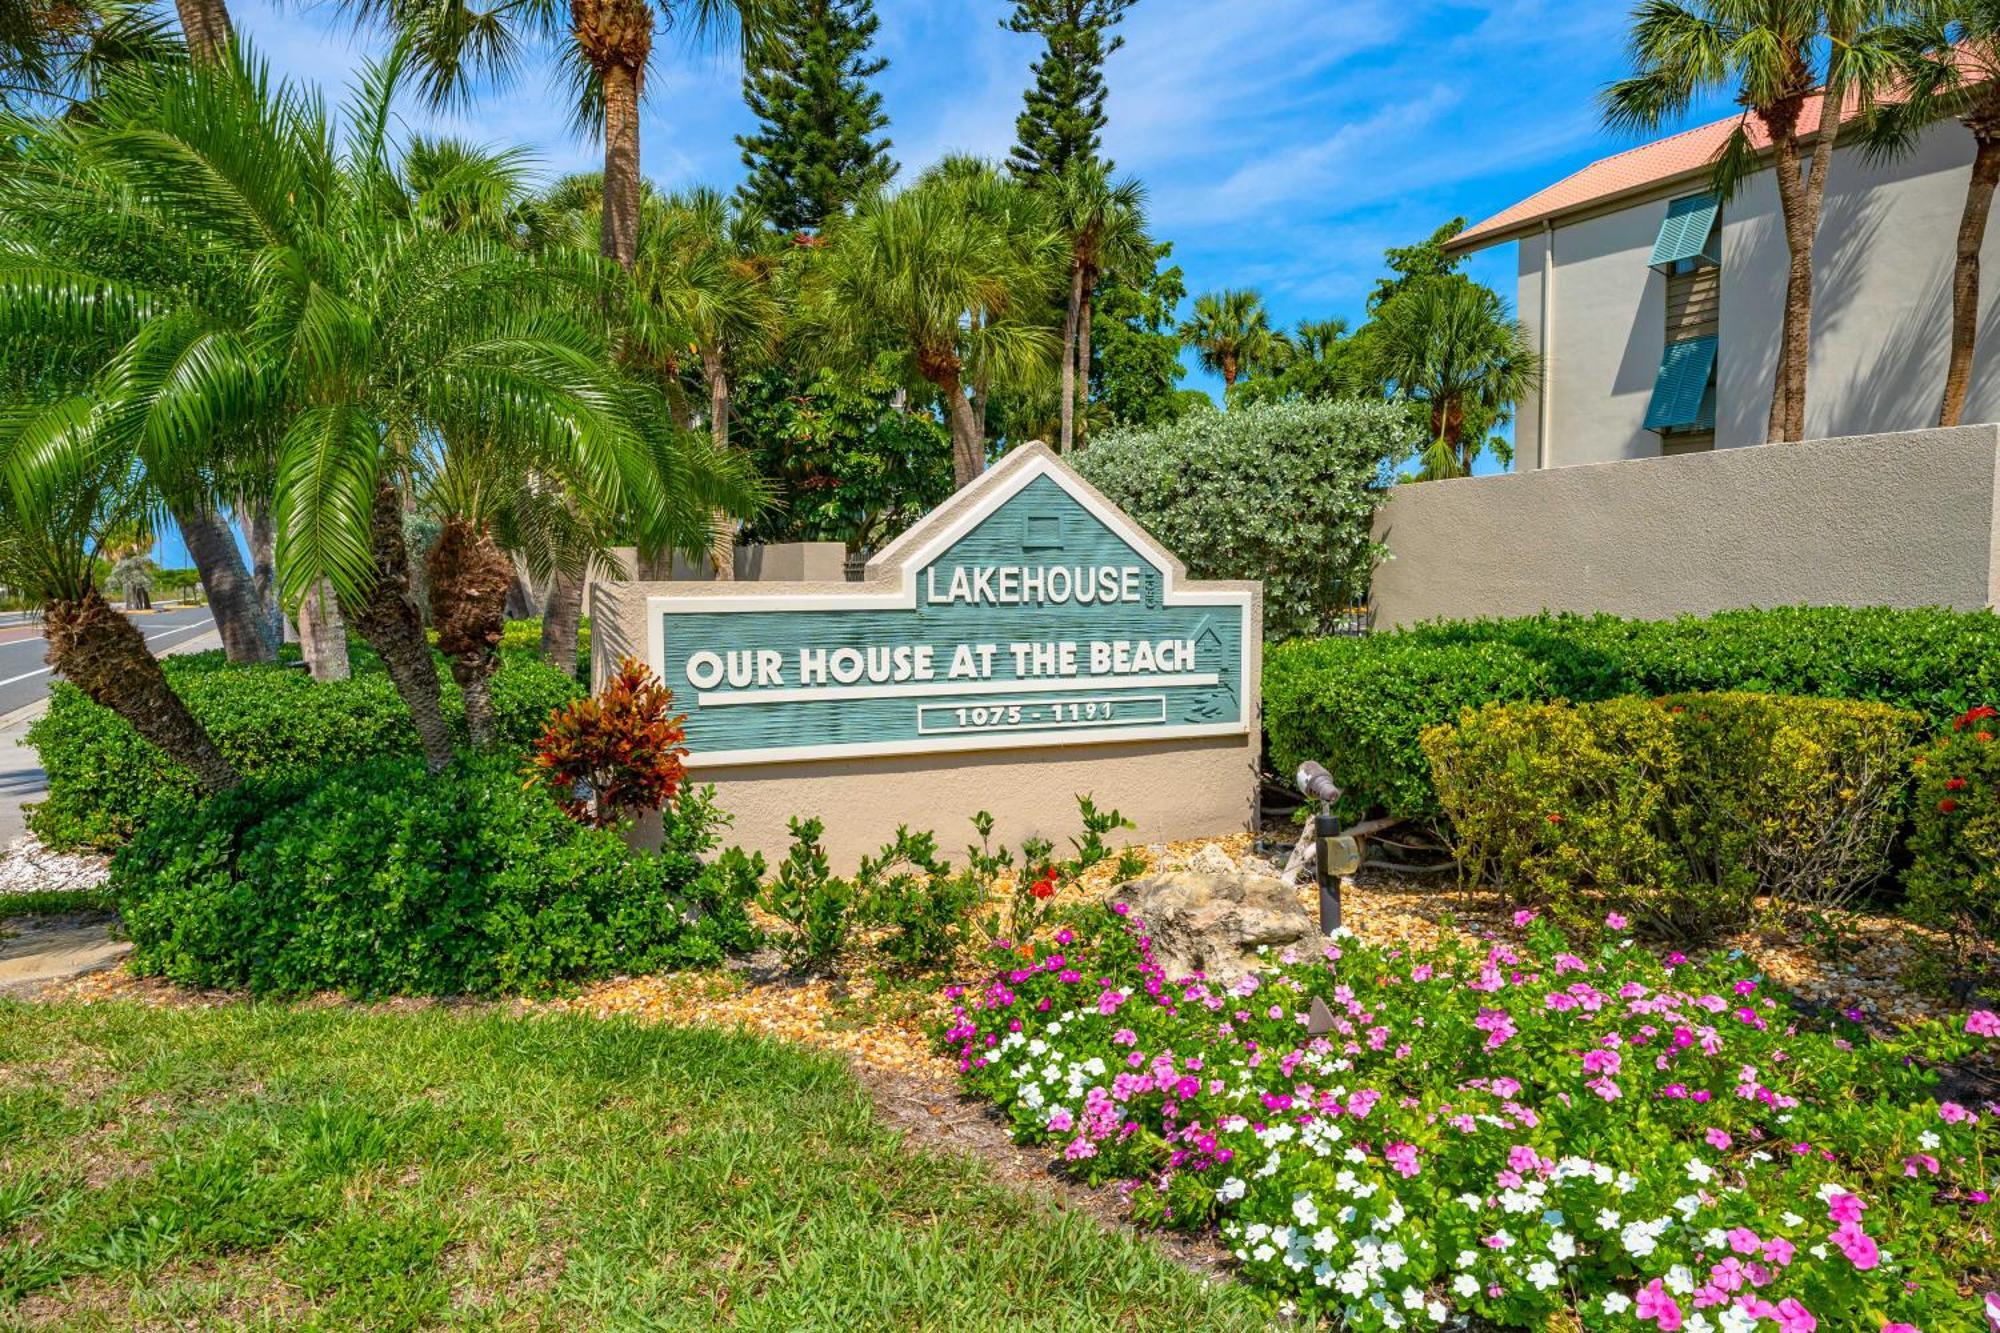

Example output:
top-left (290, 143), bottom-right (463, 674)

top-left (1534, 201), bottom-right (1669, 467)
top-left (1533, 119), bottom-right (2000, 467)
top-left (1368, 425), bottom-right (2000, 628)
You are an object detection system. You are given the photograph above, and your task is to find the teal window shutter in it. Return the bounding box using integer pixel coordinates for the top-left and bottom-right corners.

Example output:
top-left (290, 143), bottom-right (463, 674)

top-left (1649, 194), bottom-right (1720, 269)
top-left (1645, 335), bottom-right (1717, 432)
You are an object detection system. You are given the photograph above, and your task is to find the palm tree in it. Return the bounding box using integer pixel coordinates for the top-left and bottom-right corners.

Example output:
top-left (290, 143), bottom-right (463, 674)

top-left (1177, 288), bottom-right (1286, 391)
top-left (0, 403), bottom-right (238, 790)
top-left (1603, 0), bottom-right (1898, 443)
top-left (1372, 276), bottom-right (1540, 480)
top-left (632, 188), bottom-right (782, 576)
top-left (810, 162), bottom-right (1063, 488)
top-left (1865, 1), bottom-right (2000, 426)
top-left (1046, 161), bottom-right (1146, 453)
top-left (0, 0), bottom-right (180, 113)
top-left (4, 47), bottom-right (672, 771)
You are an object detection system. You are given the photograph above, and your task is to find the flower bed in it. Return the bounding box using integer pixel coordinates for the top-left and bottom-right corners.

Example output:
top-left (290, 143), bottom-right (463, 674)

top-left (942, 910), bottom-right (1998, 1330)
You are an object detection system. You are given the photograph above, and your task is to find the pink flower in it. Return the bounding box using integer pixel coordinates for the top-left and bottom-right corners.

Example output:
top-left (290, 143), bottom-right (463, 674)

top-left (1726, 1227), bottom-right (1761, 1256)
top-left (1606, 911), bottom-right (1629, 930)
top-left (1826, 1191), bottom-right (1864, 1224)
top-left (1637, 1279), bottom-right (1684, 1330)
top-left (1833, 1220), bottom-right (1880, 1271)
top-left (1775, 1298), bottom-right (1818, 1333)
top-left (1940, 1101), bottom-right (1973, 1124)
top-left (1969, 1010), bottom-right (2000, 1037)
top-left (1705, 1127), bottom-right (1733, 1151)
top-left (1903, 1153), bottom-right (1941, 1177)
top-left (1761, 1236), bottom-right (1795, 1267)
top-left (1384, 1141), bottom-right (1421, 1177)
top-left (1512, 909), bottom-right (1538, 927)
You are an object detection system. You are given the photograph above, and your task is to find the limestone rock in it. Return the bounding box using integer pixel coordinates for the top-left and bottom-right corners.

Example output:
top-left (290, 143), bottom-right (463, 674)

top-left (1184, 843), bottom-right (1239, 876)
top-left (1106, 869), bottom-right (1319, 984)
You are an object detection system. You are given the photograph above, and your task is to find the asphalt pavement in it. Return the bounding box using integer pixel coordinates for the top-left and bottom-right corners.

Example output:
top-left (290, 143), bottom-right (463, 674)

top-left (0, 603), bottom-right (224, 843)
top-left (0, 604), bottom-right (220, 716)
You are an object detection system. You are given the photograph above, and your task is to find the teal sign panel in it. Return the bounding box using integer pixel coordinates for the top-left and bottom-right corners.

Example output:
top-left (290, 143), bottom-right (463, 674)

top-left (646, 446), bottom-right (1256, 765)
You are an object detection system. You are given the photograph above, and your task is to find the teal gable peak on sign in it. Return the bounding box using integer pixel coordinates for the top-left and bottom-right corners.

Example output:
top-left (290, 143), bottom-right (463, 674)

top-left (646, 442), bottom-right (1260, 767)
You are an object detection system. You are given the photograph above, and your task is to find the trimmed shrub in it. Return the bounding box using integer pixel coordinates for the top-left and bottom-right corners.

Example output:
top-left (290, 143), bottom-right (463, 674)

top-left (1077, 399), bottom-right (1417, 642)
top-left (112, 754), bottom-right (759, 996)
top-left (495, 616), bottom-right (591, 681)
top-left (1423, 692), bottom-right (1920, 936)
top-left (27, 645), bottom-right (582, 851)
top-left (1906, 705), bottom-right (2000, 950)
top-left (1263, 636), bottom-right (1552, 824)
top-left (1265, 605), bottom-right (2000, 822)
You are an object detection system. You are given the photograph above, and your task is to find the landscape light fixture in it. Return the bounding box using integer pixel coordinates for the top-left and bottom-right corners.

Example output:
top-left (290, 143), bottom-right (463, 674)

top-left (1295, 761), bottom-right (1360, 934)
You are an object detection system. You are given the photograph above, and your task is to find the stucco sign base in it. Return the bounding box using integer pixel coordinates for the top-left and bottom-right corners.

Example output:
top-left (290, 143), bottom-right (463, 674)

top-left (591, 443), bottom-right (1263, 869)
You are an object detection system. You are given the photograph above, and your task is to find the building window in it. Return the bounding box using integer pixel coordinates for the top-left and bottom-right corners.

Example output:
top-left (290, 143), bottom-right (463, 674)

top-left (1646, 193), bottom-right (1720, 453)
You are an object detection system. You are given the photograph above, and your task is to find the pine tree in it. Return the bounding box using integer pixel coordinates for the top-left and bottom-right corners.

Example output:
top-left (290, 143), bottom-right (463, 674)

top-left (1004, 0), bottom-right (1136, 180)
top-left (736, 0), bottom-right (897, 233)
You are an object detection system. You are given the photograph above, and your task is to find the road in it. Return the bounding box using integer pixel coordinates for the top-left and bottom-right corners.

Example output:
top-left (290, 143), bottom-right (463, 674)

top-left (0, 604), bottom-right (220, 716)
top-left (0, 604), bottom-right (223, 843)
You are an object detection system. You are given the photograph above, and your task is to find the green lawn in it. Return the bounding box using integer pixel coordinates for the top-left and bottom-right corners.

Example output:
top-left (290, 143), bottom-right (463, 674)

top-left (0, 1002), bottom-right (1262, 1331)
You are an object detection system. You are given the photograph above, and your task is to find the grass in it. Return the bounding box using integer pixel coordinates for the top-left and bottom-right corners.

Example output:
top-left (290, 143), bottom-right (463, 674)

top-left (0, 890), bottom-right (113, 922)
top-left (0, 1001), bottom-right (1264, 1331)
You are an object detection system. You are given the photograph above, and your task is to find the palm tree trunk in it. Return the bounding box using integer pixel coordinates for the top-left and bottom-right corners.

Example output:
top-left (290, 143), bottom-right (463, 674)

top-left (427, 515), bottom-right (511, 749)
top-left (1942, 133), bottom-right (2000, 428)
top-left (298, 578), bottom-right (349, 683)
top-left (346, 480), bottom-right (455, 772)
top-left (176, 497), bottom-right (275, 664)
top-left (1059, 260), bottom-right (1082, 454)
top-left (1076, 282), bottom-right (1095, 449)
top-left (1222, 354), bottom-right (1238, 389)
top-left (1760, 103), bottom-right (1811, 444)
top-left (938, 370), bottom-right (985, 490)
top-left (541, 567), bottom-right (585, 677)
top-left (1787, 113), bottom-right (1839, 442)
top-left (245, 497), bottom-right (291, 645)
top-left (702, 348), bottom-right (737, 581)
top-left (45, 585), bottom-right (237, 793)
top-left (173, 0), bottom-right (230, 62)
top-left (601, 62), bottom-right (643, 269)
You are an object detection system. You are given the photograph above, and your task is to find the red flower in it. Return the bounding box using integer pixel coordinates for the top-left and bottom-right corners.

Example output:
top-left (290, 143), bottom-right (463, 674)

top-left (1947, 777), bottom-right (1969, 792)
top-left (1955, 705), bottom-right (1998, 732)
top-left (1941, 798), bottom-right (1961, 813)
top-left (1030, 870), bottom-right (1058, 900)
top-left (1980, 732), bottom-right (1995, 743)
top-left (1546, 813), bottom-right (1564, 824)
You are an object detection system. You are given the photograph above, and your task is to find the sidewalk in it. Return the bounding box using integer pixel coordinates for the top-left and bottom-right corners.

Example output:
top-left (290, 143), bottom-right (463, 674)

top-left (0, 626), bottom-right (223, 842)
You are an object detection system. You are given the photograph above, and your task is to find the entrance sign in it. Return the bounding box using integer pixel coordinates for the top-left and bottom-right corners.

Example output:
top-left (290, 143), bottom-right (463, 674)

top-left (646, 444), bottom-right (1255, 766)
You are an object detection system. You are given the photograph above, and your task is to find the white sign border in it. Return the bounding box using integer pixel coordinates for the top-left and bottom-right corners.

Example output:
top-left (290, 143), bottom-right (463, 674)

top-left (646, 445), bottom-right (1257, 767)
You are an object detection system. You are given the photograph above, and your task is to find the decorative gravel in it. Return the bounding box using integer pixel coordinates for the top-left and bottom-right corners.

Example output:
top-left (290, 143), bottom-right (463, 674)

top-left (0, 834), bottom-right (109, 897)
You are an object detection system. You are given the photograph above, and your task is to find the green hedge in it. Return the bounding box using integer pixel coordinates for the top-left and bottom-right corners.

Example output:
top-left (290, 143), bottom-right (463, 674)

top-left (27, 645), bottom-right (582, 851)
top-left (1906, 705), bottom-right (2000, 949)
top-left (1423, 692), bottom-right (1921, 937)
top-left (1265, 606), bottom-right (2000, 824)
top-left (492, 616), bottom-right (591, 681)
top-left (113, 755), bottom-right (758, 996)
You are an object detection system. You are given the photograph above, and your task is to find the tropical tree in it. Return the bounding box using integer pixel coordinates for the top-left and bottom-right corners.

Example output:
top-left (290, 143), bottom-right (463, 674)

top-left (1866, 0), bottom-right (2000, 426)
top-left (2, 48), bottom-right (697, 772)
top-left (0, 0), bottom-right (179, 113)
top-left (1372, 275), bottom-right (1539, 480)
top-left (1046, 160), bottom-right (1146, 453)
top-left (1177, 288), bottom-right (1286, 391)
top-left (1603, 0), bottom-right (1899, 443)
top-left (810, 162), bottom-right (1063, 488)
top-left (1003, 0), bottom-right (1136, 180)
top-left (735, 0), bottom-right (895, 232)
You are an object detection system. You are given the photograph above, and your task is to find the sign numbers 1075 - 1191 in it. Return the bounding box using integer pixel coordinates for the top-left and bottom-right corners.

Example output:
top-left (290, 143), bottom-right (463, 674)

top-left (916, 694), bottom-right (1168, 737)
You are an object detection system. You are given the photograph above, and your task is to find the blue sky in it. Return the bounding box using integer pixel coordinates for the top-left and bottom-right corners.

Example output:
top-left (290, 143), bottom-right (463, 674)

top-left (164, 0), bottom-right (1735, 556)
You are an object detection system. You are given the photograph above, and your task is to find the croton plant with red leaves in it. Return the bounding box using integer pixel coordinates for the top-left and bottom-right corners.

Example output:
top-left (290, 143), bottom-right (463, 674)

top-left (529, 657), bottom-right (689, 827)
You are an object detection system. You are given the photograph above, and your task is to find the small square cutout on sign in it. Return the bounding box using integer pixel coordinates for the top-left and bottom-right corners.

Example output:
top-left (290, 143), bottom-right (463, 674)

top-left (1022, 515), bottom-right (1063, 551)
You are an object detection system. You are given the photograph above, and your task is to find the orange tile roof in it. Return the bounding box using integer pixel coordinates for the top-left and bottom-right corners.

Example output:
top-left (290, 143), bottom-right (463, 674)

top-left (1449, 93), bottom-right (1841, 252)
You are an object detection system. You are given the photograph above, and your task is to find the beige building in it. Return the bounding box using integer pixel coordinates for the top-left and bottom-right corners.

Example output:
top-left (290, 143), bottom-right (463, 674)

top-left (1450, 91), bottom-right (2000, 467)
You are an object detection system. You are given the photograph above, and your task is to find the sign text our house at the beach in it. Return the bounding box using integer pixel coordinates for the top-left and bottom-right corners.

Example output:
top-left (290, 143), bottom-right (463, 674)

top-left (647, 445), bottom-right (1255, 766)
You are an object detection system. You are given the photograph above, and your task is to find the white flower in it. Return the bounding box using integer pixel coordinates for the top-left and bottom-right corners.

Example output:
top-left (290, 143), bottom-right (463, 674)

top-left (1685, 1315), bottom-right (1714, 1333)
top-left (1293, 1194), bottom-right (1319, 1227)
top-left (1427, 1301), bottom-right (1446, 1322)
top-left (1026, 1038), bottom-right (1048, 1056)
top-left (1814, 1182), bottom-right (1846, 1202)
top-left (1718, 1308), bottom-right (1758, 1333)
top-left (1456, 1250), bottom-right (1478, 1269)
top-left (1920, 1130), bottom-right (1942, 1150)
top-left (1666, 1265), bottom-right (1694, 1295)
top-left (1337, 1268), bottom-right (1369, 1297)
top-left (1685, 1157), bottom-right (1714, 1184)
top-left (1703, 1228), bottom-right (1728, 1249)
top-left (1344, 1146), bottom-right (1367, 1163)
top-left (1453, 1273), bottom-right (1479, 1298)
top-left (1403, 1286), bottom-right (1426, 1311)
top-left (1620, 1222), bottom-right (1659, 1258)
top-left (1602, 1292), bottom-right (1633, 1315)
top-left (1312, 1226), bottom-right (1336, 1253)
top-left (1215, 1176), bottom-right (1246, 1203)
top-left (1779, 1211), bottom-right (1804, 1228)
top-left (1381, 1242), bottom-right (1408, 1271)
top-left (1527, 1260), bottom-right (1558, 1291)
top-left (1614, 1171), bottom-right (1638, 1193)
top-left (1596, 1208), bottom-right (1621, 1231)
top-left (1456, 1193), bottom-right (1484, 1209)
top-left (1548, 1231), bottom-right (1576, 1261)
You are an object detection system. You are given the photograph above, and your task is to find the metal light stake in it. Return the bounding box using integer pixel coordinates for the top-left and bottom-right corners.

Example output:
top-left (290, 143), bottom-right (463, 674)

top-left (1295, 761), bottom-right (1360, 935)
